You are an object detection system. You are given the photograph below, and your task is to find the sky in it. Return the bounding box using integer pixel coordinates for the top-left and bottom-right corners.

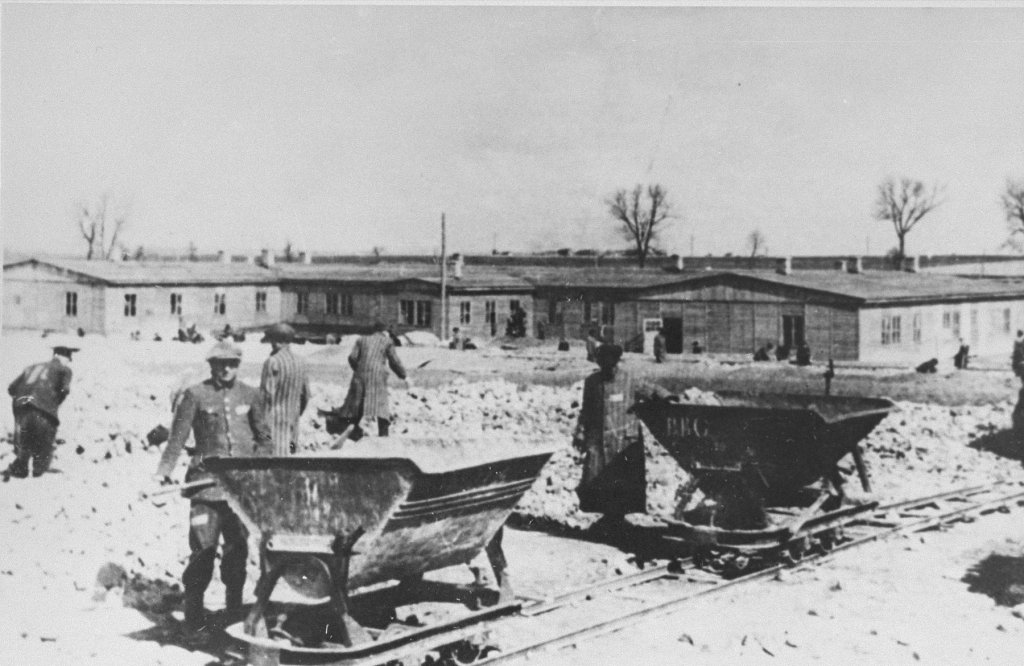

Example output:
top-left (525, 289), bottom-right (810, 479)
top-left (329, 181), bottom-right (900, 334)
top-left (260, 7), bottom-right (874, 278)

top-left (3, 4), bottom-right (1024, 259)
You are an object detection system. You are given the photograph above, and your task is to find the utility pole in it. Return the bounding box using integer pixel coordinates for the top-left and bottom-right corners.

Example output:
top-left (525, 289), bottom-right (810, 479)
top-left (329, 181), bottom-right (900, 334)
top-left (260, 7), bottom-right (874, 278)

top-left (440, 212), bottom-right (448, 341)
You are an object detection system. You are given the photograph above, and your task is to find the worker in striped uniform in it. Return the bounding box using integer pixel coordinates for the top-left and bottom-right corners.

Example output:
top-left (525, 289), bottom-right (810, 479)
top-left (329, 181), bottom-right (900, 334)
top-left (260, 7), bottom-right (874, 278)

top-left (260, 323), bottom-right (311, 455)
top-left (338, 321), bottom-right (407, 437)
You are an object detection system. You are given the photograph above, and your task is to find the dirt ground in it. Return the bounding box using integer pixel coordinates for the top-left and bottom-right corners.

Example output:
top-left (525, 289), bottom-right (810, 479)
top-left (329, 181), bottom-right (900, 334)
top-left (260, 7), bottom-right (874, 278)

top-left (3, 330), bottom-right (1024, 665)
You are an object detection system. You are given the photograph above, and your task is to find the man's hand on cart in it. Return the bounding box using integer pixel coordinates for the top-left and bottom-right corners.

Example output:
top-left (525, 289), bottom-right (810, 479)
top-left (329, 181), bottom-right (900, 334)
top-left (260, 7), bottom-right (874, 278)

top-left (155, 474), bottom-right (177, 486)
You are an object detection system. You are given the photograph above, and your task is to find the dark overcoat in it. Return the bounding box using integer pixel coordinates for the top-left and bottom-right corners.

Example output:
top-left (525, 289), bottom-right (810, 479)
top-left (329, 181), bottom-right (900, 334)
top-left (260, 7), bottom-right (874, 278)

top-left (575, 368), bottom-right (669, 515)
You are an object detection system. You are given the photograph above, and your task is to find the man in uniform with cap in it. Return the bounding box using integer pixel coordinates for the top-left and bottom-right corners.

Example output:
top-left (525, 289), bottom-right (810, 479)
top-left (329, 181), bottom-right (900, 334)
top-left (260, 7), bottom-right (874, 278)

top-left (4, 338), bottom-right (78, 480)
top-left (155, 340), bottom-right (272, 634)
top-left (260, 323), bottom-right (311, 455)
top-left (572, 343), bottom-right (675, 528)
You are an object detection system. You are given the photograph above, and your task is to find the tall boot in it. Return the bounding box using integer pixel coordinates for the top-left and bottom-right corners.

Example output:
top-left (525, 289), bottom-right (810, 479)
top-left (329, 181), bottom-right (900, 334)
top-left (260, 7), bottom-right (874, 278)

top-left (224, 585), bottom-right (244, 622)
top-left (183, 589), bottom-right (207, 632)
top-left (225, 586), bottom-right (243, 611)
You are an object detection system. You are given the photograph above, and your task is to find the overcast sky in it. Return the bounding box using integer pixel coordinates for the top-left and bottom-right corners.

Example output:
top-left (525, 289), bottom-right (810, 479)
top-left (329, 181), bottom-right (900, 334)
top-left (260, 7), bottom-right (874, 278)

top-left (3, 4), bottom-right (1024, 259)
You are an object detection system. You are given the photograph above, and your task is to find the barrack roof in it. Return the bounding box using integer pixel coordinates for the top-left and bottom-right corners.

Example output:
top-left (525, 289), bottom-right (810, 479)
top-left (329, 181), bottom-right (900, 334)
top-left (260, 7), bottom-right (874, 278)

top-left (4, 258), bottom-right (278, 286)
top-left (641, 269), bottom-right (1024, 305)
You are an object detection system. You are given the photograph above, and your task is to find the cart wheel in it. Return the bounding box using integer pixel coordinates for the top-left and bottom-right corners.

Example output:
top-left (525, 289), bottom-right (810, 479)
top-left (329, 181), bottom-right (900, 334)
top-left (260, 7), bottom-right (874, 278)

top-left (780, 545), bottom-right (804, 567)
top-left (447, 640), bottom-right (482, 665)
top-left (479, 645), bottom-right (502, 660)
top-left (817, 530), bottom-right (837, 553)
top-left (725, 555), bottom-right (750, 576)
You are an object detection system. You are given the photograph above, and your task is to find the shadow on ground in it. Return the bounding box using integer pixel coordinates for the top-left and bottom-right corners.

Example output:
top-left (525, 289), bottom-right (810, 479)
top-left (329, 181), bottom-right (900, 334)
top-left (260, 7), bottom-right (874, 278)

top-left (507, 515), bottom-right (690, 561)
top-left (968, 429), bottom-right (1024, 463)
top-left (122, 574), bottom-right (242, 665)
top-left (963, 553), bottom-right (1024, 607)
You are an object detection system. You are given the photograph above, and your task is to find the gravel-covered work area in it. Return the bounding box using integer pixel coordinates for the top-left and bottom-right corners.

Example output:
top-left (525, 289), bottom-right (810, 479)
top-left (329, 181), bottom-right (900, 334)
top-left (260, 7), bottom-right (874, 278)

top-left (3, 331), bottom-right (1024, 664)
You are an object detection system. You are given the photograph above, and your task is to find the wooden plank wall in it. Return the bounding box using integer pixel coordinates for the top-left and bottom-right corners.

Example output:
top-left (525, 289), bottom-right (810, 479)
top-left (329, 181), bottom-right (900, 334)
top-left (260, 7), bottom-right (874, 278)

top-left (831, 308), bottom-right (859, 360)
top-left (805, 304), bottom-right (833, 359)
top-left (706, 303), bottom-right (731, 353)
top-left (730, 303), bottom-right (754, 352)
top-left (753, 303), bottom-right (780, 348)
top-left (682, 303), bottom-right (707, 349)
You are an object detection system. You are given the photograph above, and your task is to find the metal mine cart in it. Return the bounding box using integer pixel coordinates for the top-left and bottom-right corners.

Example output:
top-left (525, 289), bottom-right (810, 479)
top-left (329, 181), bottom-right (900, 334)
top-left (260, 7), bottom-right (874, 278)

top-left (634, 392), bottom-right (895, 572)
top-left (205, 437), bottom-right (556, 665)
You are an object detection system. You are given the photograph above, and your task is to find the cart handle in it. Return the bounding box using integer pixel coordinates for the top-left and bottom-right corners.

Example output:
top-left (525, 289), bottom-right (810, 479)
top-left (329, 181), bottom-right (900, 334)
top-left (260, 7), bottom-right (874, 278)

top-left (140, 478), bottom-right (216, 499)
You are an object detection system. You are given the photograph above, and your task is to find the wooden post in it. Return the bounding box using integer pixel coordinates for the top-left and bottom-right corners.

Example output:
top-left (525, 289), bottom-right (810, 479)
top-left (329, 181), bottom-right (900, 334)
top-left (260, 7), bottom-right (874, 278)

top-left (441, 212), bottom-right (448, 341)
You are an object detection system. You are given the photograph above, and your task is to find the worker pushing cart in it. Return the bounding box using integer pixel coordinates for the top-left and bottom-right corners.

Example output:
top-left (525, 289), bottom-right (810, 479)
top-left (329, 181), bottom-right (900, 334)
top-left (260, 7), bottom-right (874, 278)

top-left (572, 343), bottom-right (676, 529)
top-left (154, 340), bottom-right (273, 637)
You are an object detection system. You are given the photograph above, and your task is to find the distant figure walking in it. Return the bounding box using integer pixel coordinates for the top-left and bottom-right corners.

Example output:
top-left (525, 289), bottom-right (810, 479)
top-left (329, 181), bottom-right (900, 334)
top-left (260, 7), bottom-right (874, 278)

top-left (338, 322), bottom-right (407, 438)
top-left (953, 339), bottom-right (970, 370)
top-left (653, 328), bottom-right (667, 363)
top-left (449, 327), bottom-right (467, 351)
top-left (1012, 331), bottom-right (1024, 384)
top-left (4, 339), bottom-right (78, 480)
top-left (585, 327), bottom-right (602, 363)
top-left (260, 323), bottom-right (311, 455)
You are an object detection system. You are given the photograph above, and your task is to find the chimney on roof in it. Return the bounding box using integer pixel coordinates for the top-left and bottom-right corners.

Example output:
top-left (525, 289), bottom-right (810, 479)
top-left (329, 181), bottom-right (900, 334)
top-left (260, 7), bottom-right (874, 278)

top-left (298, 251), bottom-right (312, 265)
top-left (217, 250), bottom-right (229, 264)
top-left (848, 257), bottom-right (863, 274)
top-left (258, 248), bottom-right (275, 268)
top-left (449, 253), bottom-right (464, 280)
top-left (902, 255), bottom-right (920, 273)
top-left (671, 254), bottom-right (684, 272)
top-left (776, 256), bottom-right (792, 276)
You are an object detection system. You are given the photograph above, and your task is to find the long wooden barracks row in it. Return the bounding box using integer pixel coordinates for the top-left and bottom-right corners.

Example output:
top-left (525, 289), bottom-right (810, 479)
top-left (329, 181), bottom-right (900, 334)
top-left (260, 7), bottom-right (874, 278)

top-left (7, 253), bottom-right (1024, 364)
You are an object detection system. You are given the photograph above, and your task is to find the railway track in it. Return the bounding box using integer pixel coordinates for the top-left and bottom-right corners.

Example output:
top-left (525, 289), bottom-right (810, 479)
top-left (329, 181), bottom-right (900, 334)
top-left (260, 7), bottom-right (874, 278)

top-left (233, 481), bottom-right (1024, 665)
top-left (472, 481), bottom-right (1024, 665)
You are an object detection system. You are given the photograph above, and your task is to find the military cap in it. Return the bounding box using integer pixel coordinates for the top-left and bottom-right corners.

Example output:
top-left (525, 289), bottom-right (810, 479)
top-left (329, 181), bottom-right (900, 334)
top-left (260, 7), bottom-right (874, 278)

top-left (48, 335), bottom-right (81, 355)
top-left (261, 322), bottom-right (296, 343)
top-left (595, 343), bottom-right (623, 365)
top-left (206, 340), bottom-right (243, 362)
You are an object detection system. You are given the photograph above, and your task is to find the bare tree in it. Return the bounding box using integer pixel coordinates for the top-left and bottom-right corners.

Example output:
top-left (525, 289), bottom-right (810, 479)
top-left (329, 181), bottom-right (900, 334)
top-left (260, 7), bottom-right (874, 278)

top-left (746, 229), bottom-right (767, 265)
top-left (606, 184), bottom-right (672, 268)
top-left (1002, 178), bottom-right (1024, 251)
top-left (75, 193), bottom-right (128, 260)
top-left (283, 240), bottom-right (296, 263)
top-left (371, 246), bottom-right (385, 257)
top-left (873, 177), bottom-right (943, 261)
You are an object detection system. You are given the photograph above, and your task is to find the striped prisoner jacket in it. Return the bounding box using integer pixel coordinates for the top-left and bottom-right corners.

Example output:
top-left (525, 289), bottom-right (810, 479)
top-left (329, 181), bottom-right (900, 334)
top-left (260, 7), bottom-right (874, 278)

top-left (339, 331), bottom-right (406, 421)
top-left (260, 345), bottom-right (311, 455)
